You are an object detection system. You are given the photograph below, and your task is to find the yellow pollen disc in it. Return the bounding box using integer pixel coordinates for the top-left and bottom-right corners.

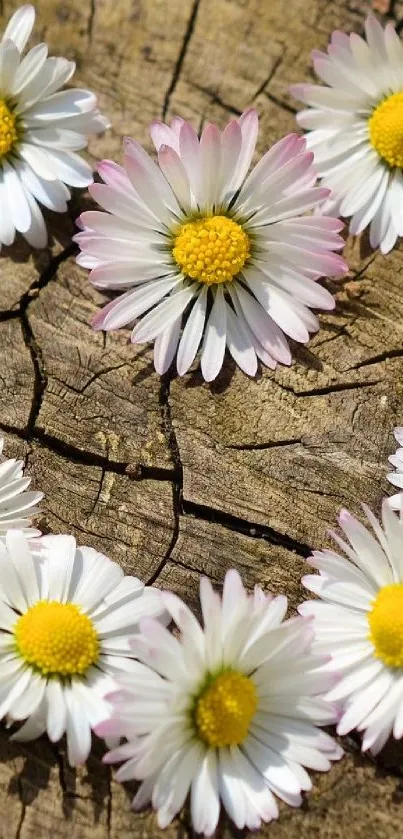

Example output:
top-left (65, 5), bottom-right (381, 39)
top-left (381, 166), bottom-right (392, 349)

top-left (14, 601), bottom-right (99, 677)
top-left (369, 92), bottom-right (403, 169)
top-left (368, 584), bottom-right (403, 668)
top-left (195, 671), bottom-right (258, 747)
top-left (0, 99), bottom-right (18, 159)
top-left (172, 215), bottom-right (250, 285)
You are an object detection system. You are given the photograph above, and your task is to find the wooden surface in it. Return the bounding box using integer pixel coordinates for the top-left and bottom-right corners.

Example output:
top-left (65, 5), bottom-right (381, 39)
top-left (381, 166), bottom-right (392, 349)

top-left (1, 0), bottom-right (403, 835)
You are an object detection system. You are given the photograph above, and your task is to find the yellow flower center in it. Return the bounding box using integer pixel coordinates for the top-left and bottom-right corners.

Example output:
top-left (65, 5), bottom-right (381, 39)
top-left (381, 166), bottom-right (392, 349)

top-left (0, 99), bottom-right (18, 159)
top-left (369, 92), bottom-right (403, 169)
top-left (194, 670), bottom-right (258, 747)
top-left (14, 601), bottom-right (99, 677)
top-left (368, 583), bottom-right (403, 668)
top-left (172, 215), bottom-right (250, 285)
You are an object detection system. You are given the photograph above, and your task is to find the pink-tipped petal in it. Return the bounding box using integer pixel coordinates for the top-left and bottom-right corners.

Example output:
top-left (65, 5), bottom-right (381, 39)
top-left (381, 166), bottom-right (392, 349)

top-left (123, 136), bottom-right (180, 220)
top-left (220, 119), bottom-right (242, 198)
top-left (232, 108), bottom-right (259, 191)
top-left (150, 119), bottom-right (180, 153)
top-left (200, 122), bottom-right (222, 209)
top-left (158, 144), bottom-right (191, 209)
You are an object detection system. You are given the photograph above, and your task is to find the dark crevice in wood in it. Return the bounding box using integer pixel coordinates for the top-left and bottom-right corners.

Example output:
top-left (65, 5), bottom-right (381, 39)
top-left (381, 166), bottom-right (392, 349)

top-left (14, 780), bottom-right (26, 839)
top-left (89, 466), bottom-right (106, 516)
top-left (0, 309), bottom-right (21, 322)
top-left (264, 90), bottom-right (298, 114)
top-left (182, 499), bottom-right (312, 558)
top-left (300, 486), bottom-right (344, 499)
top-left (349, 253), bottom-right (378, 282)
top-left (19, 242), bottom-right (77, 311)
top-left (15, 805), bottom-right (26, 839)
top-left (162, 0), bottom-right (202, 119)
top-left (145, 479), bottom-right (181, 586)
top-left (0, 421), bottom-right (181, 483)
top-left (50, 363), bottom-right (132, 395)
top-left (315, 323), bottom-right (356, 347)
top-left (87, 0), bottom-right (96, 44)
top-left (20, 308), bottom-right (47, 439)
top-left (15, 242), bottom-right (77, 439)
top-left (252, 55), bottom-right (283, 101)
top-left (275, 378), bottom-right (380, 398)
top-left (146, 373), bottom-right (183, 585)
top-left (158, 373), bottom-right (184, 491)
top-left (187, 81), bottom-right (243, 116)
top-left (33, 429), bottom-right (181, 484)
top-left (52, 744), bottom-right (68, 795)
top-left (226, 438), bottom-right (302, 451)
top-left (346, 348), bottom-right (403, 371)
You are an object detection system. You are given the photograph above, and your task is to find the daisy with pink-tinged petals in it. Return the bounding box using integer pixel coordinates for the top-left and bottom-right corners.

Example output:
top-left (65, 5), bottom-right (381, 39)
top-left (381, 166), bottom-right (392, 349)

top-left (75, 110), bottom-right (347, 382)
top-left (301, 501), bottom-right (403, 754)
top-left (292, 15), bottom-right (403, 254)
top-left (387, 427), bottom-right (403, 510)
top-left (97, 570), bottom-right (342, 836)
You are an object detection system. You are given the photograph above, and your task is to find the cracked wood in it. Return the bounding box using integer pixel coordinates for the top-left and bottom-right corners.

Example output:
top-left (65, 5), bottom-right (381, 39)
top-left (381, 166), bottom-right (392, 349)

top-left (1, 0), bottom-right (403, 836)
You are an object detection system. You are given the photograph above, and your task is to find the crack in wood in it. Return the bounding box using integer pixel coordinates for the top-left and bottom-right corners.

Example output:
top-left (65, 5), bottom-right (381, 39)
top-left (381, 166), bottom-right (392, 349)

top-left (162, 0), bottom-right (202, 119)
top-left (182, 499), bottom-right (313, 558)
top-left (264, 90), bottom-right (298, 115)
top-left (226, 438), bottom-right (303, 451)
top-left (348, 253), bottom-right (378, 282)
top-left (0, 310), bottom-right (21, 322)
top-left (146, 373), bottom-right (183, 585)
top-left (10, 242), bottom-right (78, 441)
top-left (88, 465), bottom-right (106, 517)
top-left (87, 0), bottom-right (96, 45)
top-left (345, 348), bottom-right (403, 371)
top-left (20, 243), bottom-right (77, 310)
top-left (14, 784), bottom-right (26, 839)
top-left (252, 54), bottom-right (283, 101)
top-left (145, 480), bottom-right (181, 585)
top-left (158, 373), bottom-right (183, 488)
top-left (187, 81), bottom-right (242, 116)
top-left (0, 420), bottom-right (181, 483)
top-left (20, 308), bottom-right (47, 439)
top-left (274, 378), bottom-right (381, 398)
top-left (50, 362), bottom-right (135, 396)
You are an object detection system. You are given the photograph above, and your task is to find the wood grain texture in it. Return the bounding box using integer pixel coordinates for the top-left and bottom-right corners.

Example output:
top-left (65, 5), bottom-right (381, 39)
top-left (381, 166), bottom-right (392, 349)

top-left (1, 0), bottom-right (403, 835)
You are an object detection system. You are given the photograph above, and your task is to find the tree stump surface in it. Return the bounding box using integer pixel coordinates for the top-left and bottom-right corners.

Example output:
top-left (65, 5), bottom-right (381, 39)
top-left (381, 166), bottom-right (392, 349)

top-left (1, 0), bottom-right (403, 835)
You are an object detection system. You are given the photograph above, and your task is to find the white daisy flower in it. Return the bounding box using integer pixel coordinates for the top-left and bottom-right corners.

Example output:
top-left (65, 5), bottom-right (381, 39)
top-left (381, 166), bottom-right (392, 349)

top-left (387, 426), bottom-right (403, 510)
top-left (0, 435), bottom-right (42, 537)
top-left (75, 110), bottom-right (347, 382)
top-left (0, 530), bottom-right (166, 766)
top-left (0, 4), bottom-right (109, 249)
top-left (300, 500), bottom-right (403, 754)
top-left (97, 570), bottom-right (342, 835)
top-left (291, 15), bottom-right (403, 254)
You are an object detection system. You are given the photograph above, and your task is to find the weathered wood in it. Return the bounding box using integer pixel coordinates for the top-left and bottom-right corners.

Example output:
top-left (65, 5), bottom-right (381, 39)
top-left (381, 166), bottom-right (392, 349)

top-left (1, 0), bottom-right (403, 835)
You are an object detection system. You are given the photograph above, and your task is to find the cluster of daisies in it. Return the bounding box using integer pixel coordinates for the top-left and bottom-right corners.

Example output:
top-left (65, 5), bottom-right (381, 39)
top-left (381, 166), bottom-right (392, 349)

top-left (1, 7), bottom-right (403, 380)
top-left (1, 2), bottom-right (403, 834)
top-left (0, 430), bottom-right (403, 836)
